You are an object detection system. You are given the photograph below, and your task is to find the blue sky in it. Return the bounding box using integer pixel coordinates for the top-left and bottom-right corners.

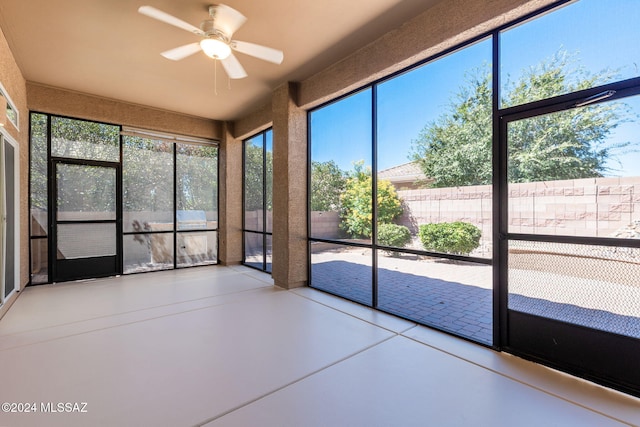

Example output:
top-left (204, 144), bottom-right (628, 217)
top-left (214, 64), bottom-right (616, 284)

top-left (310, 0), bottom-right (640, 177)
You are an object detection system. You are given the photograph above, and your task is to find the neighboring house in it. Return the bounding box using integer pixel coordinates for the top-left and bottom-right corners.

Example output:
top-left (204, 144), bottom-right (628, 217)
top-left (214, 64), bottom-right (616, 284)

top-left (377, 161), bottom-right (431, 190)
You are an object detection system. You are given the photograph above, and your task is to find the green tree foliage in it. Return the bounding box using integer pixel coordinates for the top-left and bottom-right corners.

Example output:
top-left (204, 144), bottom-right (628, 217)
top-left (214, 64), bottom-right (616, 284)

top-left (339, 161), bottom-right (403, 238)
top-left (30, 113), bottom-right (49, 211)
top-left (411, 50), bottom-right (630, 187)
top-left (310, 160), bottom-right (346, 211)
top-left (51, 116), bottom-right (120, 161)
top-left (29, 114), bottom-right (219, 222)
top-left (243, 141), bottom-right (273, 211)
top-left (418, 222), bottom-right (481, 255)
top-left (123, 137), bottom-right (174, 213)
top-left (30, 114), bottom-right (123, 213)
top-left (176, 144), bottom-right (218, 212)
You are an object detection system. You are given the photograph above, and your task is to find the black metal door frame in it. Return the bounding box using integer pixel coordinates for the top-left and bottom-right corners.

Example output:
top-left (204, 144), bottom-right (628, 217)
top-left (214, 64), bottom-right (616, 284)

top-left (497, 78), bottom-right (640, 397)
top-left (50, 157), bottom-right (122, 282)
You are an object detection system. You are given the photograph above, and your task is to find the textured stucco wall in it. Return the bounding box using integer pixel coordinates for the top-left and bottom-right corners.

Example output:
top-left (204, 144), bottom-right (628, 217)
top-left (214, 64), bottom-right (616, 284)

top-left (27, 83), bottom-right (222, 140)
top-left (218, 122), bottom-right (243, 265)
top-left (233, 102), bottom-right (272, 140)
top-left (234, 0), bottom-right (556, 127)
top-left (272, 82), bottom-right (307, 288)
top-left (298, 0), bottom-right (556, 109)
top-left (0, 25), bottom-right (28, 314)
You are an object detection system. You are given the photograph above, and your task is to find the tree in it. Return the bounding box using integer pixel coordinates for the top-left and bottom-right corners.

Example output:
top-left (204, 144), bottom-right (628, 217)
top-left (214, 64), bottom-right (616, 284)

top-left (339, 161), bottom-right (403, 238)
top-left (310, 160), bottom-right (346, 211)
top-left (30, 115), bottom-right (122, 214)
top-left (30, 113), bottom-right (49, 211)
top-left (123, 136), bottom-right (174, 213)
top-left (176, 144), bottom-right (218, 213)
top-left (29, 115), bottom-right (219, 223)
top-left (243, 142), bottom-right (272, 211)
top-left (411, 50), bottom-right (631, 187)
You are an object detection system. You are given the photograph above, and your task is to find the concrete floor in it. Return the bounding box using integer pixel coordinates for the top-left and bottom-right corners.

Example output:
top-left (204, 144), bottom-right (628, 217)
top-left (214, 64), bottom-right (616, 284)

top-left (0, 266), bottom-right (638, 426)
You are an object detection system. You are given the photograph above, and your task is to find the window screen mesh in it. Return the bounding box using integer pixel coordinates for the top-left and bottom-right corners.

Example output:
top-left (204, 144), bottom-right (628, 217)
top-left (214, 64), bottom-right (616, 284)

top-left (508, 240), bottom-right (640, 338)
top-left (57, 223), bottom-right (116, 259)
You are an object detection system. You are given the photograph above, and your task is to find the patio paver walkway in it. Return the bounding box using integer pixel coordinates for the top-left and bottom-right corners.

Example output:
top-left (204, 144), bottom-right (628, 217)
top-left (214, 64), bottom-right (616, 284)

top-left (310, 249), bottom-right (640, 345)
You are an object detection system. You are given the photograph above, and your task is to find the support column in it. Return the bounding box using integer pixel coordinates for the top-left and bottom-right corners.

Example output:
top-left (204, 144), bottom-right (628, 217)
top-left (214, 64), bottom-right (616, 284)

top-left (272, 82), bottom-right (307, 289)
top-left (218, 121), bottom-right (243, 265)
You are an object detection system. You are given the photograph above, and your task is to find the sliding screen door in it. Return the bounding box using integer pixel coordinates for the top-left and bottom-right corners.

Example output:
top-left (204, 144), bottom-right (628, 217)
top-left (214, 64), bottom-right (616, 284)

top-left (1, 134), bottom-right (17, 299)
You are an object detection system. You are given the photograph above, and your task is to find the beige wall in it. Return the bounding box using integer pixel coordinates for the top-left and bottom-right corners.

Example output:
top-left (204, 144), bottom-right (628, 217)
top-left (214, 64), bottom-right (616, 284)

top-left (0, 25), bottom-right (28, 316)
top-left (233, 102), bottom-right (272, 141)
top-left (233, 0), bottom-right (557, 128)
top-left (271, 83), bottom-right (308, 288)
top-left (27, 83), bottom-right (223, 140)
top-left (219, 122), bottom-right (243, 265)
top-left (297, 0), bottom-right (556, 110)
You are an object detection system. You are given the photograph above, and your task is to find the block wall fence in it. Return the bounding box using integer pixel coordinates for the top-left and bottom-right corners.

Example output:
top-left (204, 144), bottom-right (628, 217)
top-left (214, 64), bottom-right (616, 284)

top-left (309, 176), bottom-right (640, 253)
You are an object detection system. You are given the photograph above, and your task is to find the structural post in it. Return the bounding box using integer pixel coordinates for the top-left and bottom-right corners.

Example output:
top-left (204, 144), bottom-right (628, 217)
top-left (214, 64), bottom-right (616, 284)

top-left (272, 82), bottom-right (307, 288)
top-left (218, 121), bottom-right (243, 265)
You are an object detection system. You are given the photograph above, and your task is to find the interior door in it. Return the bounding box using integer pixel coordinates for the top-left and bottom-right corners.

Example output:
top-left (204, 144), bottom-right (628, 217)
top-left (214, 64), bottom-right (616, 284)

top-left (53, 160), bottom-right (121, 281)
top-left (500, 89), bottom-right (640, 396)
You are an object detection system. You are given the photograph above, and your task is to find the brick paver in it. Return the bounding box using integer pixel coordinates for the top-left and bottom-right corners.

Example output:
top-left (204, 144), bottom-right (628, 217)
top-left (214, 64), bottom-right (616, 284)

top-left (310, 250), bottom-right (640, 344)
top-left (311, 253), bottom-right (494, 344)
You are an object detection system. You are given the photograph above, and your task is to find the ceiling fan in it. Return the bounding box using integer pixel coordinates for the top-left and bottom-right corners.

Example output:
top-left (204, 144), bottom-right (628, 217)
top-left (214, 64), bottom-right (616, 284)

top-left (138, 4), bottom-right (284, 79)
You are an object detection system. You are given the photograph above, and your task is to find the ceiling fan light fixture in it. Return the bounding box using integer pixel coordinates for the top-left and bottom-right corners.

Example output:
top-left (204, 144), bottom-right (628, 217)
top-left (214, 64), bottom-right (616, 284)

top-left (200, 37), bottom-right (231, 59)
top-left (139, 4), bottom-right (283, 80)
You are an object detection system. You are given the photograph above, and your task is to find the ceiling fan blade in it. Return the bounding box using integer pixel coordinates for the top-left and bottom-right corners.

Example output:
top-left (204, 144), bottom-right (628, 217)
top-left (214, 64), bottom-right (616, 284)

top-left (231, 40), bottom-right (284, 64)
top-left (221, 53), bottom-right (248, 79)
top-left (161, 42), bottom-right (202, 61)
top-left (211, 4), bottom-right (247, 38)
top-left (138, 6), bottom-right (204, 36)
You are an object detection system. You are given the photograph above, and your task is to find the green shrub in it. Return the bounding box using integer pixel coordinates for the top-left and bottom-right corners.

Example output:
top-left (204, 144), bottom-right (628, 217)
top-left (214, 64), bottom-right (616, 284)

top-left (418, 222), bottom-right (481, 255)
top-left (377, 223), bottom-right (411, 249)
top-left (339, 161), bottom-right (402, 238)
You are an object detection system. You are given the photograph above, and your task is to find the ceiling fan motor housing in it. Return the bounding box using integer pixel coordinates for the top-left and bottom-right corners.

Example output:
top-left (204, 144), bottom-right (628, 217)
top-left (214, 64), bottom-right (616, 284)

top-left (200, 19), bottom-right (229, 42)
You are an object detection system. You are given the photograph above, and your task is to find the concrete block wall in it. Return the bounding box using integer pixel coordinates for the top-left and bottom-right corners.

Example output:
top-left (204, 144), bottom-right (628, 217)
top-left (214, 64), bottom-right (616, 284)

top-left (310, 211), bottom-right (341, 239)
top-left (398, 184), bottom-right (493, 236)
top-left (397, 177), bottom-right (640, 245)
top-left (307, 177), bottom-right (640, 257)
top-left (244, 210), bottom-right (273, 232)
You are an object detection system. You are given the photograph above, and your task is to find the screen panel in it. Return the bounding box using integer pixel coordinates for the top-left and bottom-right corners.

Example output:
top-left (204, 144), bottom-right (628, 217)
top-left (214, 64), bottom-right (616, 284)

top-left (51, 116), bottom-right (119, 162)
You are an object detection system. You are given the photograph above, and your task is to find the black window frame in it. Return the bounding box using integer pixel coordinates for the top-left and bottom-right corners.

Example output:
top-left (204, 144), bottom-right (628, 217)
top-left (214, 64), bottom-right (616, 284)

top-left (242, 128), bottom-right (273, 273)
top-left (28, 112), bottom-right (220, 284)
top-left (307, 0), bottom-right (640, 397)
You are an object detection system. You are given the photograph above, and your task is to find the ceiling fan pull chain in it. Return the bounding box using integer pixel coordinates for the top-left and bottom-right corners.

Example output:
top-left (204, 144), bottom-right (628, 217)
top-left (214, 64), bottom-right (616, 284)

top-left (214, 59), bottom-right (218, 96)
